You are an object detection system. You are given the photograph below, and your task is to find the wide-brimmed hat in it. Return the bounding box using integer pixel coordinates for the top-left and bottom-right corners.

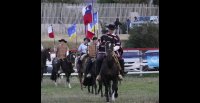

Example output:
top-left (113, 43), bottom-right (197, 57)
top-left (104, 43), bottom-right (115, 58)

top-left (58, 39), bottom-right (67, 43)
top-left (106, 24), bottom-right (116, 30)
top-left (84, 38), bottom-right (90, 42)
top-left (92, 37), bottom-right (97, 40)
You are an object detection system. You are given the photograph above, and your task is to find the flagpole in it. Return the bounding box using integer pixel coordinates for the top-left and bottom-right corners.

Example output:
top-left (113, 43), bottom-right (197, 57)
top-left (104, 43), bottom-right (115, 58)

top-left (92, 0), bottom-right (95, 37)
top-left (51, 24), bottom-right (56, 52)
top-left (85, 25), bottom-right (87, 37)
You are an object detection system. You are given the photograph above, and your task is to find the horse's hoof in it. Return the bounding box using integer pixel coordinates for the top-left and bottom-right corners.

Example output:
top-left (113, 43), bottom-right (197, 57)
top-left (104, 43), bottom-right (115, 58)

top-left (54, 83), bottom-right (58, 87)
top-left (68, 84), bottom-right (71, 88)
top-left (112, 91), bottom-right (115, 99)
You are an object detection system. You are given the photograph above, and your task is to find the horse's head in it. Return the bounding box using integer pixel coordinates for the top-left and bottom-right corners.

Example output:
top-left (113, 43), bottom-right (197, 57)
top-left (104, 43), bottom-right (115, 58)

top-left (44, 48), bottom-right (51, 62)
top-left (105, 42), bottom-right (115, 61)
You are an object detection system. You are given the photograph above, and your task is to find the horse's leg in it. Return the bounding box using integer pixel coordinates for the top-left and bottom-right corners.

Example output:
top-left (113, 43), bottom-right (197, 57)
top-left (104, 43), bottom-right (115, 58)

top-left (66, 73), bottom-right (71, 88)
top-left (77, 63), bottom-right (84, 90)
top-left (94, 77), bottom-right (98, 95)
top-left (111, 79), bottom-right (118, 101)
top-left (108, 81), bottom-right (112, 97)
top-left (88, 86), bottom-right (90, 93)
top-left (57, 69), bottom-right (62, 84)
top-left (51, 67), bottom-right (58, 86)
top-left (41, 68), bottom-right (43, 83)
top-left (98, 80), bottom-right (103, 97)
top-left (91, 83), bottom-right (94, 94)
top-left (113, 79), bottom-right (118, 98)
top-left (54, 70), bottom-right (58, 87)
top-left (104, 81), bottom-right (109, 102)
top-left (79, 73), bottom-right (83, 90)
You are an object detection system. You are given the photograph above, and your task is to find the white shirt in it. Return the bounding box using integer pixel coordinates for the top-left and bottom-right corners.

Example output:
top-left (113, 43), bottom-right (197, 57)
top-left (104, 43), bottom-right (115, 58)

top-left (111, 32), bottom-right (120, 51)
top-left (78, 43), bottom-right (88, 54)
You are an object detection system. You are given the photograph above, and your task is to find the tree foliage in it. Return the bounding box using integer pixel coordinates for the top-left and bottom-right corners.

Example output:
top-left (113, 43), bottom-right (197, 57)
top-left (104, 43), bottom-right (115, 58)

top-left (124, 24), bottom-right (159, 48)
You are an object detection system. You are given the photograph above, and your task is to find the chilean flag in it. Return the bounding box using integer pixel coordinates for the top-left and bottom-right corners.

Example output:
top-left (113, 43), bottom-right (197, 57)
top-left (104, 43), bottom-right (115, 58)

top-left (87, 23), bottom-right (95, 40)
top-left (48, 25), bottom-right (54, 38)
top-left (82, 4), bottom-right (92, 25)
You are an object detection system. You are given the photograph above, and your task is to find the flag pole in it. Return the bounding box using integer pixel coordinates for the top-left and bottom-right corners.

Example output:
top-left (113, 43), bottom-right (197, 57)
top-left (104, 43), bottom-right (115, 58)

top-left (92, 0), bottom-right (97, 76)
top-left (92, 0), bottom-right (95, 37)
top-left (51, 24), bottom-right (56, 52)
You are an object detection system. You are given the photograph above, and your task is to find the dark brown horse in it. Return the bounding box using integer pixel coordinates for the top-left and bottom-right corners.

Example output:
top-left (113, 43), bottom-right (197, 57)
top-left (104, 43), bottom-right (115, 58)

top-left (100, 42), bottom-right (120, 102)
top-left (50, 57), bottom-right (74, 88)
top-left (41, 48), bottom-right (51, 82)
top-left (76, 55), bottom-right (90, 90)
top-left (83, 58), bottom-right (100, 94)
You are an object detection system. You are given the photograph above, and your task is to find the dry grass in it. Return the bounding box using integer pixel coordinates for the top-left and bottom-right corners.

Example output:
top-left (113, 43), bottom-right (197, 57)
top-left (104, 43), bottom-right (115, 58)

top-left (41, 34), bottom-right (129, 49)
top-left (41, 75), bottom-right (159, 103)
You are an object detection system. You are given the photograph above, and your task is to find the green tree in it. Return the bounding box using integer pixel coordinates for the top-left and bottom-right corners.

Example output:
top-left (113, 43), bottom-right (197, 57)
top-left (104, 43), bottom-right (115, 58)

top-left (124, 24), bottom-right (159, 48)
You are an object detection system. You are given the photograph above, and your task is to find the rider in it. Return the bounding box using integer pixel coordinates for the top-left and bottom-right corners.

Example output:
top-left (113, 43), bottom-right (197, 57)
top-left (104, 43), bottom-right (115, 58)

top-left (77, 37), bottom-right (90, 68)
top-left (55, 39), bottom-right (71, 73)
top-left (85, 36), bottom-right (99, 78)
top-left (96, 24), bottom-right (124, 81)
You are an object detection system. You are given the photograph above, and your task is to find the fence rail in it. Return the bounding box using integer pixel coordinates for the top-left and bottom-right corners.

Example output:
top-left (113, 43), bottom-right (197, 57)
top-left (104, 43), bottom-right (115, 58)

top-left (41, 3), bottom-right (159, 36)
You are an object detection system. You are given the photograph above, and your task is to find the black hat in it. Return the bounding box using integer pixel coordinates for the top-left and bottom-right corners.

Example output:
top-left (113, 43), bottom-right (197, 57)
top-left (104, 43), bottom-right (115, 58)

top-left (58, 39), bottom-right (67, 43)
top-left (106, 24), bottom-right (116, 30)
top-left (92, 37), bottom-right (97, 40)
top-left (84, 38), bottom-right (90, 42)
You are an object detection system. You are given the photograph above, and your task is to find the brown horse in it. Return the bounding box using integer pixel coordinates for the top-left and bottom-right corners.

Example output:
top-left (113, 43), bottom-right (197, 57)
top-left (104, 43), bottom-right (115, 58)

top-left (41, 48), bottom-right (51, 82)
top-left (76, 55), bottom-right (90, 90)
top-left (83, 58), bottom-right (100, 95)
top-left (100, 42), bottom-right (120, 102)
top-left (50, 57), bottom-right (74, 88)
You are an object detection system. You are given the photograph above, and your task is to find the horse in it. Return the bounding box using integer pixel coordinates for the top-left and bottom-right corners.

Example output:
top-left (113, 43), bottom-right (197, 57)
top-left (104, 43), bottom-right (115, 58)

top-left (100, 42), bottom-right (120, 102)
top-left (76, 54), bottom-right (90, 90)
top-left (82, 58), bottom-right (99, 94)
top-left (41, 48), bottom-right (51, 82)
top-left (84, 58), bottom-right (105, 97)
top-left (50, 57), bottom-right (74, 88)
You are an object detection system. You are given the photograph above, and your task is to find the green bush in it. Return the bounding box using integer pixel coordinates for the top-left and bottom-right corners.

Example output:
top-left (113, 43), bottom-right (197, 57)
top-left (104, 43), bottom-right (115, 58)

top-left (124, 24), bottom-right (159, 48)
top-left (119, 22), bottom-right (128, 34)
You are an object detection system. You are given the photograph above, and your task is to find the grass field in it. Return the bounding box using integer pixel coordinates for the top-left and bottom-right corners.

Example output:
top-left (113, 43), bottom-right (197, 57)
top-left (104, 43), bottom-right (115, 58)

top-left (41, 74), bottom-right (159, 103)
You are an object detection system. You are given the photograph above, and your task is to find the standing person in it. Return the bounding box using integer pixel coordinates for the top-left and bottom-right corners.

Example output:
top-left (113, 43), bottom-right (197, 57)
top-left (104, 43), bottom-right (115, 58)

top-left (126, 17), bottom-right (131, 33)
top-left (114, 18), bottom-right (122, 34)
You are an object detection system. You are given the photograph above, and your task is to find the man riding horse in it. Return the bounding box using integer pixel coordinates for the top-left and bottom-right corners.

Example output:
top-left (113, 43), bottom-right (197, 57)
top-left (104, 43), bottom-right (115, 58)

top-left (96, 24), bottom-right (124, 81)
top-left (55, 39), bottom-right (74, 74)
top-left (51, 39), bottom-right (74, 87)
top-left (85, 37), bottom-right (99, 78)
top-left (56, 39), bottom-right (68, 66)
top-left (77, 37), bottom-right (90, 70)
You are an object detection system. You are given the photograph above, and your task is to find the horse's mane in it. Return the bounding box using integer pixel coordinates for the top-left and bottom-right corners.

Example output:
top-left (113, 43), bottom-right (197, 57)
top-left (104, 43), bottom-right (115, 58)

top-left (105, 54), bottom-right (114, 68)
